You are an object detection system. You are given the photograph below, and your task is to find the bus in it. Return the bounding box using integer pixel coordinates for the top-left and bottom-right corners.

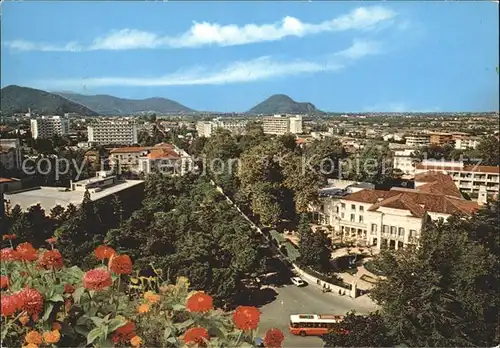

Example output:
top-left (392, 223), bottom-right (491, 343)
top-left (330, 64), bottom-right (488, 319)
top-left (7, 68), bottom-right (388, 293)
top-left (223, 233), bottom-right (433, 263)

top-left (289, 314), bottom-right (346, 336)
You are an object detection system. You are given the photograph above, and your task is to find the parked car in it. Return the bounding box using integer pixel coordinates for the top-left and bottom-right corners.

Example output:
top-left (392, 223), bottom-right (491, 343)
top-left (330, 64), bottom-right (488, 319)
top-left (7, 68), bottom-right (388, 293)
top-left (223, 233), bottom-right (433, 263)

top-left (290, 276), bottom-right (306, 287)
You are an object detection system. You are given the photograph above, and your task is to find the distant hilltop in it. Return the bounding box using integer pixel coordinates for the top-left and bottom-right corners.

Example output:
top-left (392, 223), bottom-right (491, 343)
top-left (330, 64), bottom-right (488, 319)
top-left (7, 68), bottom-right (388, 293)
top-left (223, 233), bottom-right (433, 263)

top-left (247, 94), bottom-right (324, 115)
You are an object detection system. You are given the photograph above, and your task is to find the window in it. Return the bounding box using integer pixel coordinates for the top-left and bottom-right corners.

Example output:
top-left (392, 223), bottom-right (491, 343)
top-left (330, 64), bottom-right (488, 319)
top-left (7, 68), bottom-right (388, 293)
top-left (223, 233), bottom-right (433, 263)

top-left (391, 226), bottom-right (397, 235)
top-left (341, 213), bottom-right (345, 219)
top-left (383, 225), bottom-right (389, 233)
top-left (371, 224), bottom-right (377, 234)
top-left (398, 228), bottom-right (405, 237)
top-left (341, 203), bottom-right (345, 208)
top-left (336, 206), bottom-right (339, 213)
top-left (360, 206), bottom-right (364, 212)
top-left (351, 204), bottom-right (356, 210)
top-left (359, 215), bottom-right (363, 223)
top-left (409, 230), bottom-right (417, 238)
top-left (350, 214), bottom-right (355, 222)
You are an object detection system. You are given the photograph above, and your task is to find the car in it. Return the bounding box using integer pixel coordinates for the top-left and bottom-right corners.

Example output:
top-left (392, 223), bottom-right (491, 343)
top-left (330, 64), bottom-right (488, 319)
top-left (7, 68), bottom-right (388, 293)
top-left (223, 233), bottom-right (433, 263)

top-left (290, 276), bottom-right (306, 286)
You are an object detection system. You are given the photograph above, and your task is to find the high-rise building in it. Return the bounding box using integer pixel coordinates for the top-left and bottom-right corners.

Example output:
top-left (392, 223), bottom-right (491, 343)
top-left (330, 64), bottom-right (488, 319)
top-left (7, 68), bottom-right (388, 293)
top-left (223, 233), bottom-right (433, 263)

top-left (196, 118), bottom-right (248, 137)
top-left (0, 139), bottom-right (22, 170)
top-left (30, 116), bottom-right (70, 139)
top-left (87, 119), bottom-right (138, 145)
top-left (262, 115), bottom-right (303, 135)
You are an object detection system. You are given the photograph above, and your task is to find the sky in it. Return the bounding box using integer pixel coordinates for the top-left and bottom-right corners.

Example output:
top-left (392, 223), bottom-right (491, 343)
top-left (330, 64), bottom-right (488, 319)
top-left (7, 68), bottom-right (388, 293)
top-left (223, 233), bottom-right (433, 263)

top-left (1, 1), bottom-right (499, 113)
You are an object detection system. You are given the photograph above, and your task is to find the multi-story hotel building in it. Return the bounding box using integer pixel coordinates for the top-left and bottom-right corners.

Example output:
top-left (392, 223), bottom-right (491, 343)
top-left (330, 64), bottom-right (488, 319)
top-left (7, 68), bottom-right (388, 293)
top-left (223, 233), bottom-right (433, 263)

top-left (392, 149), bottom-right (416, 176)
top-left (30, 116), bottom-right (70, 139)
top-left (405, 134), bottom-right (431, 148)
top-left (429, 132), bottom-right (454, 146)
top-left (262, 115), bottom-right (303, 135)
top-left (311, 172), bottom-right (482, 250)
top-left (87, 119), bottom-right (138, 145)
top-left (109, 143), bottom-right (192, 176)
top-left (0, 139), bottom-right (22, 170)
top-left (454, 135), bottom-right (481, 150)
top-left (196, 118), bottom-right (248, 137)
top-left (415, 160), bottom-right (500, 196)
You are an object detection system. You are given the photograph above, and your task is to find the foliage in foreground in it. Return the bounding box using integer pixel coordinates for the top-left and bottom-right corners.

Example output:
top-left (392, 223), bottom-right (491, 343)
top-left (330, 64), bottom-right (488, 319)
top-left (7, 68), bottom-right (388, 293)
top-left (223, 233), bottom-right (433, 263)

top-left (1, 237), bottom-right (284, 348)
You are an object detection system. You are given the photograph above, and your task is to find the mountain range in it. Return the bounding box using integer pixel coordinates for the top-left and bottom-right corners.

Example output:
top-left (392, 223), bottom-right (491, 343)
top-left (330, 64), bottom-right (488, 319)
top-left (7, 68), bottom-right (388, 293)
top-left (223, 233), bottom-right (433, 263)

top-left (0, 85), bottom-right (324, 116)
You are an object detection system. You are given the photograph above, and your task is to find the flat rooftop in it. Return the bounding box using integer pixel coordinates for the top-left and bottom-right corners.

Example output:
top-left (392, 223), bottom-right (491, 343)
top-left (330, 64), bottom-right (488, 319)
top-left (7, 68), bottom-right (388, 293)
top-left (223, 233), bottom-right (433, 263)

top-left (4, 180), bottom-right (143, 212)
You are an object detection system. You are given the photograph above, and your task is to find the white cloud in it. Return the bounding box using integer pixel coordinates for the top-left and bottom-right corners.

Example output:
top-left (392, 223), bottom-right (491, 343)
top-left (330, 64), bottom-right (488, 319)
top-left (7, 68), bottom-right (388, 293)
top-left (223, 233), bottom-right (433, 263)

top-left (5, 6), bottom-right (396, 52)
top-left (32, 40), bottom-right (380, 89)
top-left (335, 39), bottom-right (381, 59)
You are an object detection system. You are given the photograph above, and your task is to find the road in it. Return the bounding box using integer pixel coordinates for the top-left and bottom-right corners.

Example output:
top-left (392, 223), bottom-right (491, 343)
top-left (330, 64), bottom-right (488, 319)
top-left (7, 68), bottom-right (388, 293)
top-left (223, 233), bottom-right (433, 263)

top-left (256, 284), bottom-right (378, 348)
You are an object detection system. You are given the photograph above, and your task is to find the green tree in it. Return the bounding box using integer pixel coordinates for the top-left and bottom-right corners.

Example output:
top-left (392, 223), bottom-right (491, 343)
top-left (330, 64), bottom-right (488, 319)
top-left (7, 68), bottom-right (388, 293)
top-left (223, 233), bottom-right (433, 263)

top-left (297, 214), bottom-right (331, 271)
top-left (476, 135), bottom-right (500, 165)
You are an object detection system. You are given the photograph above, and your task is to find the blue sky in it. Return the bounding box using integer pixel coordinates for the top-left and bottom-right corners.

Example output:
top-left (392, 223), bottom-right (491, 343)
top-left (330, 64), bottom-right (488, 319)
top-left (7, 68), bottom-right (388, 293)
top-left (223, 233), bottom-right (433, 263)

top-left (2, 2), bottom-right (498, 112)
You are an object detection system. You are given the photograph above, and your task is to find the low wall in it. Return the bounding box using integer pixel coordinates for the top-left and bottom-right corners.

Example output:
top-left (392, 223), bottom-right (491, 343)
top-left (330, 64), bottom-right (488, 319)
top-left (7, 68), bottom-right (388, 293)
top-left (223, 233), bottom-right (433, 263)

top-left (292, 264), bottom-right (356, 298)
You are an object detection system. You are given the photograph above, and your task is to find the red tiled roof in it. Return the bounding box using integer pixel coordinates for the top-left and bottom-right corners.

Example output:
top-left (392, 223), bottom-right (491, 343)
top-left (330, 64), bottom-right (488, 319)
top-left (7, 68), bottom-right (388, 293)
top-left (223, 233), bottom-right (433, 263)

top-left (147, 148), bottom-right (179, 160)
top-left (110, 146), bottom-right (149, 154)
top-left (342, 190), bottom-right (396, 204)
top-left (414, 171), bottom-right (462, 198)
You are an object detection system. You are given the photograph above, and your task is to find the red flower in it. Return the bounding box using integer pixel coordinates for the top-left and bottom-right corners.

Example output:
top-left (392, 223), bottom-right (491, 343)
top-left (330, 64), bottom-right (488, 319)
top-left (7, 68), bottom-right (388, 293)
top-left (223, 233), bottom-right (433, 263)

top-left (264, 328), bottom-right (284, 348)
top-left (1, 294), bottom-right (19, 317)
top-left (111, 321), bottom-right (136, 343)
top-left (18, 288), bottom-right (44, 316)
top-left (46, 237), bottom-right (57, 244)
top-left (2, 234), bottom-right (16, 241)
top-left (16, 243), bottom-right (38, 262)
top-left (108, 254), bottom-right (133, 275)
top-left (83, 269), bottom-right (112, 291)
top-left (0, 275), bottom-right (9, 289)
top-left (232, 306), bottom-right (261, 331)
top-left (64, 284), bottom-right (75, 294)
top-left (186, 292), bottom-right (213, 313)
top-left (0, 248), bottom-right (20, 261)
top-left (94, 245), bottom-right (116, 261)
top-left (183, 327), bottom-right (210, 346)
top-left (38, 250), bottom-right (64, 269)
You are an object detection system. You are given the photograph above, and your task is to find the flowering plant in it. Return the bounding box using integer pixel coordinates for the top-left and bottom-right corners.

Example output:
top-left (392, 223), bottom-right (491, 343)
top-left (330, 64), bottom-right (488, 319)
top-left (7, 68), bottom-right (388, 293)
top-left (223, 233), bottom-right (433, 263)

top-left (1, 236), bottom-right (284, 348)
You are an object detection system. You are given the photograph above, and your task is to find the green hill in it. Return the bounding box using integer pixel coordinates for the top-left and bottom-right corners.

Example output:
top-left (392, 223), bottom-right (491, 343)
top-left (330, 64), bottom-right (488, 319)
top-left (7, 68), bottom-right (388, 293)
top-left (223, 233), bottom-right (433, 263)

top-left (57, 92), bottom-right (196, 115)
top-left (247, 94), bottom-right (324, 115)
top-left (1, 85), bottom-right (99, 116)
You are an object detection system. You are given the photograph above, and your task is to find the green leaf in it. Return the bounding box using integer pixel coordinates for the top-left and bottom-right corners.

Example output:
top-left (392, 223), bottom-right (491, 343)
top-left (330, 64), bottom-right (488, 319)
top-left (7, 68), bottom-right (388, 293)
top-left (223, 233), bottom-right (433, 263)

top-left (101, 338), bottom-right (115, 348)
top-left (87, 327), bottom-right (102, 345)
top-left (90, 316), bottom-right (104, 327)
top-left (172, 304), bottom-right (186, 311)
top-left (174, 319), bottom-right (194, 330)
top-left (108, 318), bottom-right (127, 333)
top-left (42, 303), bottom-right (55, 322)
top-left (163, 326), bottom-right (172, 341)
top-left (72, 286), bottom-right (85, 304)
top-left (166, 336), bottom-right (178, 344)
top-left (75, 325), bottom-right (89, 337)
top-left (48, 294), bottom-right (64, 302)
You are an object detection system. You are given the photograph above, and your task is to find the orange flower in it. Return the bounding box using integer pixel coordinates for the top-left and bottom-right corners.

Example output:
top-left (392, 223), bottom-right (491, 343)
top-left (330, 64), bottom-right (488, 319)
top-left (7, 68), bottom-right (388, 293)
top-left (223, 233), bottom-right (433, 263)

top-left (143, 291), bottom-right (160, 304)
top-left (130, 335), bottom-right (143, 347)
top-left (183, 327), bottom-right (209, 346)
top-left (38, 250), bottom-right (64, 269)
top-left (83, 269), bottom-right (112, 291)
top-left (18, 288), bottom-right (44, 316)
top-left (64, 284), bottom-right (75, 294)
top-left (108, 254), bottom-right (133, 275)
top-left (2, 234), bottom-right (16, 240)
top-left (232, 306), bottom-right (261, 331)
top-left (16, 243), bottom-right (38, 262)
top-left (186, 292), bottom-right (213, 313)
top-left (25, 331), bottom-right (43, 345)
top-left (137, 303), bottom-right (149, 314)
top-left (1, 294), bottom-right (19, 317)
top-left (19, 314), bottom-right (30, 326)
top-left (264, 328), bottom-right (284, 348)
top-left (22, 344), bottom-right (38, 348)
top-left (52, 322), bottom-right (62, 330)
top-left (94, 245), bottom-right (115, 261)
top-left (112, 321), bottom-right (136, 344)
top-left (43, 330), bottom-right (61, 344)
top-left (0, 275), bottom-right (8, 289)
top-left (0, 248), bottom-right (20, 262)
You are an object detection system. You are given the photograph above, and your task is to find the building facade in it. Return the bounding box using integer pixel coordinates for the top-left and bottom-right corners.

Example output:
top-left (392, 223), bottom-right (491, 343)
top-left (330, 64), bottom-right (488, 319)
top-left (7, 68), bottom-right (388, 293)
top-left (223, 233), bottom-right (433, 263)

top-left (109, 143), bottom-right (192, 175)
top-left (30, 116), bottom-right (70, 139)
top-left (262, 115), bottom-right (303, 135)
top-left (405, 135), bottom-right (431, 148)
top-left (196, 118), bottom-right (248, 137)
top-left (0, 139), bottom-right (22, 170)
top-left (87, 119), bottom-right (138, 145)
top-left (429, 132), bottom-right (454, 146)
top-left (454, 136), bottom-right (481, 150)
top-left (415, 160), bottom-right (500, 196)
top-left (393, 149), bottom-right (416, 175)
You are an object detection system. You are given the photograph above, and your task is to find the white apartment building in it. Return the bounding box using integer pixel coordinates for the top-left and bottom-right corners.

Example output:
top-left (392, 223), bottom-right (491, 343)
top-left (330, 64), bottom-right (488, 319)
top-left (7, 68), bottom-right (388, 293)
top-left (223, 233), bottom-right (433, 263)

top-left (0, 139), bottom-right (22, 170)
top-left (312, 172), bottom-right (481, 250)
top-left (393, 149), bottom-right (416, 175)
top-left (87, 119), bottom-right (138, 145)
top-left (196, 118), bottom-right (248, 137)
top-left (405, 135), bottom-right (431, 148)
top-left (262, 115), bottom-right (303, 135)
top-left (30, 116), bottom-right (70, 139)
top-left (109, 143), bottom-right (192, 175)
top-left (454, 136), bottom-right (481, 150)
top-left (415, 160), bottom-right (499, 195)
